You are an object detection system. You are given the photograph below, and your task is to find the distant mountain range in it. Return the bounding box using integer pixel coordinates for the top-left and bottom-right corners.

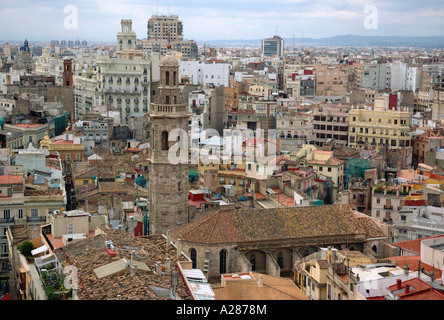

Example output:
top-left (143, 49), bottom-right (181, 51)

top-left (198, 35), bottom-right (444, 48)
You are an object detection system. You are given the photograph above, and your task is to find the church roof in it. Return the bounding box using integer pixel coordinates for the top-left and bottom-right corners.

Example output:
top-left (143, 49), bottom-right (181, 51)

top-left (172, 204), bottom-right (384, 244)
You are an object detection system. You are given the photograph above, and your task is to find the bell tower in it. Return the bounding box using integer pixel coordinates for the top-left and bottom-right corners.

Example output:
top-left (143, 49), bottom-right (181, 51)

top-left (148, 49), bottom-right (190, 235)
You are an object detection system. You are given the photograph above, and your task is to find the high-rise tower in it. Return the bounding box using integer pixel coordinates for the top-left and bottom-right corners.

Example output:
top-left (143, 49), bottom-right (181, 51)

top-left (148, 50), bottom-right (190, 235)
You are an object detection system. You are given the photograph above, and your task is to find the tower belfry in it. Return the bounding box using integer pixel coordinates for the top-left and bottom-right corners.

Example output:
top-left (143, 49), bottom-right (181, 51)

top-left (148, 50), bottom-right (190, 235)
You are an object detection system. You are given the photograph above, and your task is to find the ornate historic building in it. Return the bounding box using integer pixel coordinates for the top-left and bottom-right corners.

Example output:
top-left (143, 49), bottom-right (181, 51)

top-left (148, 50), bottom-right (190, 235)
top-left (171, 204), bottom-right (390, 280)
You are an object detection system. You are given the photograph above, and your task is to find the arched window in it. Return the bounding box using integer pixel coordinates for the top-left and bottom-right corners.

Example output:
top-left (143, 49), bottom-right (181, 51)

top-left (128, 39), bottom-right (132, 48)
top-left (220, 249), bottom-right (227, 274)
top-left (250, 254), bottom-right (256, 271)
top-left (161, 131), bottom-right (169, 150)
top-left (190, 248), bottom-right (197, 269)
top-left (166, 95), bottom-right (170, 105)
top-left (173, 71), bottom-right (177, 85)
top-left (372, 245), bottom-right (378, 254)
top-left (165, 71), bottom-right (170, 86)
top-left (277, 252), bottom-right (284, 269)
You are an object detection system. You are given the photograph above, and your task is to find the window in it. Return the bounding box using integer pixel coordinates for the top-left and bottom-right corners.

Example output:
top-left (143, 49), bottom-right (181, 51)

top-left (161, 131), bottom-right (169, 150)
top-left (220, 249), bottom-right (227, 274)
top-left (31, 209), bottom-right (38, 217)
top-left (328, 167), bottom-right (332, 172)
top-left (3, 210), bottom-right (10, 219)
top-left (250, 254), bottom-right (256, 271)
top-left (277, 252), bottom-right (284, 269)
top-left (18, 209), bottom-right (23, 219)
top-left (190, 248), bottom-right (197, 269)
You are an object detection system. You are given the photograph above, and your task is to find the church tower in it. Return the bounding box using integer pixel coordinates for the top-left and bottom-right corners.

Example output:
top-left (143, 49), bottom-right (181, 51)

top-left (148, 50), bottom-right (189, 235)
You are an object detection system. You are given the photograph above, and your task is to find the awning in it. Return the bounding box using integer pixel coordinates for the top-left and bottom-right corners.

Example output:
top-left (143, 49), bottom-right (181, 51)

top-left (31, 245), bottom-right (48, 256)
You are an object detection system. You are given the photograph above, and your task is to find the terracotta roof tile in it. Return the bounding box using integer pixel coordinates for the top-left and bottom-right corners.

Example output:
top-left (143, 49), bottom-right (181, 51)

top-left (172, 204), bottom-right (377, 244)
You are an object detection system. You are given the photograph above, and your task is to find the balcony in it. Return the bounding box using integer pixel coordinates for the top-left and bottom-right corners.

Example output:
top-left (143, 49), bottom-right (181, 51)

top-left (27, 216), bottom-right (47, 224)
top-left (384, 205), bottom-right (393, 210)
top-left (0, 217), bottom-right (14, 224)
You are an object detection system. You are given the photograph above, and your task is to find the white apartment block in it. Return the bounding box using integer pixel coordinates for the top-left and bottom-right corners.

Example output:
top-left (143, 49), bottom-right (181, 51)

top-left (180, 61), bottom-right (230, 87)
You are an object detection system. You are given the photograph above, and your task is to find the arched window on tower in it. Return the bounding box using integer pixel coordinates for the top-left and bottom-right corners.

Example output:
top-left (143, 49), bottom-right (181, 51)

top-left (190, 248), bottom-right (197, 269)
top-left (165, 71), bottom-right (170, 86)
top-left (220, 249), bottom-right (227, 274)
top-left (250, 254), bottom-right (256, 271)
top-left (277, 252), bottom-right (284, 269)
top-left (173, 71), bottom-right (177, 85)
top-left (161, 131), bottom-right (169, 150)
top-left (165, 95), bottom-right (170, 105)
top-left (128, 39), bottom-right (132, 48)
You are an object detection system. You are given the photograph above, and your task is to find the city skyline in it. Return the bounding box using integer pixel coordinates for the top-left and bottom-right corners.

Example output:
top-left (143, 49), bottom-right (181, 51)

top-left (1, 0), bottom-right (444, 43)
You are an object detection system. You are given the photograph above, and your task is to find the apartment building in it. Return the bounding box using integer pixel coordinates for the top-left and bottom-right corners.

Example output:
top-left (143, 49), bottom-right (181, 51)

top-left (371, 183), bottom-right (411, 225)
top-left (276, 112), bottom-right (315, 150)
top-left (75, 20), bottom-right (158, 124)
top-left (314, 64), bottom-right (347, 97)
top-left (180, 61), bottom-right (230, 87)
top-left (138, 15), bottom-right (198, 60)
top-left (348, 96), bottom-right (411, 149)
top-left (0, 148), bottom-right (66, 284)
top-left (313, 104), bottom-right (349, 146)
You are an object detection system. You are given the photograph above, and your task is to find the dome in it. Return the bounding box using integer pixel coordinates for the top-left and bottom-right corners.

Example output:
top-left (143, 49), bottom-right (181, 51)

top-left (160, 53), bottom-right (179, 67)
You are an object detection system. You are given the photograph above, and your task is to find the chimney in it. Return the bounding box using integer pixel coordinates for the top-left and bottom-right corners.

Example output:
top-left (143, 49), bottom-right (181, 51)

top-left (258, 274), bottom-right (263, 287)
top-left (155, 262), bottom-right (162, 276)
top-left (130, 216), bottom-right (134, 235)
top-left (130, 264), bottom-right (138, 276)
top-left (117, 295), bottom-right (122, 300)
top-left (166, 229), bottom-right (171, 247)
top-left (165, 255), bottom-right (171, 275)
top-left (131, 250), bottom-right (135, 264)
top-left (396, 279), bottom-right (402, 290)
top-left (176, 239), bottom-right (182, 259)
top-left (404, 264), bottom-right (409, 276)
top-left (404, 285), bottom-right (410, 294)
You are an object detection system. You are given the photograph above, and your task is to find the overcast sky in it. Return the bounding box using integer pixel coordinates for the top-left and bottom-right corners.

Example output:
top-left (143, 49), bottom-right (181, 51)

top-left (0, 0), bottom-right (443, 42)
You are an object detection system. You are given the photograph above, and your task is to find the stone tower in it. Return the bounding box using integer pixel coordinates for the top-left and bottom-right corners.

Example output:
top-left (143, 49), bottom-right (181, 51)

top-left (148, 50), bottom-right (189, 235)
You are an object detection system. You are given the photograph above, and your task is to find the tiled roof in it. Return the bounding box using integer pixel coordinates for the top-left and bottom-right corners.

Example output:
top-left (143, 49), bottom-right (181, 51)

top-left (0, 175), bottom-right (23, 185)
top-left (212, 272), bottom-right (308, 300)
top-left (54, 229), bottom-right (192, 300)
top-left (387, 278), bottom-right (444, 300)
top-left (351, 210), bottom-right (387, 238)
top-left (172, 204), bottom-right (377, 244)
top-left (385, 256), bottom-right (442, 280)
top-left (392, 235), bottom-right (444, 255)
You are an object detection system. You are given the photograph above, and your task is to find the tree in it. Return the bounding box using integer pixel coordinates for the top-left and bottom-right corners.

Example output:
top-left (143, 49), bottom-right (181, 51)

top-left (18, 241), bottom-right (34, 257)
